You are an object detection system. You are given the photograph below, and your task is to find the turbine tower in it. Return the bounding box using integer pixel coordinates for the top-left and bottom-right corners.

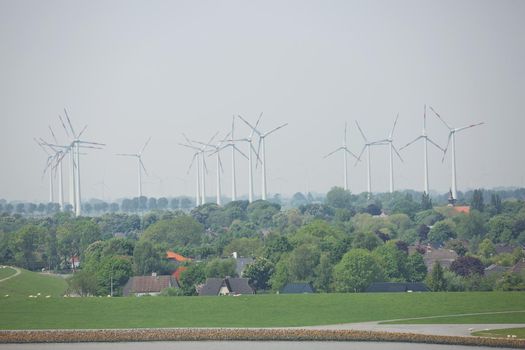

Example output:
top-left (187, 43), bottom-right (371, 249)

top-left (323, 122), bottom-right (359, 191)
top-left (238, 113), bottom-right (287, 201)
top-left (58, 109), bottom-right (105, 216)
top-left (221, 116), bottom-right (248, 202)
top-left (236, 113), bottom-right (263, 203)
top-left (180, 135), bottom-right (202, 207)
top-left (355, 121), bottom-right (388, 197)
top-left (34, 139), bottom-right (55, 203)
top-left (47, 126), bottom-right (65, 209)
top-left (429, 106), bottom-right (484, 200)
top-left (116, 137), bottom-right (152, 198)
top-left (381, 114), bottom-right (404, 193)
top-left (399, 105), bottom-right (444, 194)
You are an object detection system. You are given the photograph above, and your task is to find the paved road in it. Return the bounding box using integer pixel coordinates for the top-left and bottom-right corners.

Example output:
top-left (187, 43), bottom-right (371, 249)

top-left (0, 267), bottom-right (20, 283)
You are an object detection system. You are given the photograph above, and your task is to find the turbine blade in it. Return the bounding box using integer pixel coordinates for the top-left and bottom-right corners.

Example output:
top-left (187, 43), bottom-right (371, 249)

top-left (48, 126), bottom-right (59, 143)
top-left (389, 113), bottom-right (399, 138)
top-left (345, 148), bottom-right (360, 161)
top-left (455, 122), bottom-right (484, 133)
top-left (182, 133), bottom-right (193, 145)
top-left (140, 136), bottom-right (152, 154)
top-left (58, 115), bottom-right (71, 138)
top-left (354, 145), bottom-right (367, 166)
top-left (179, 143), bottom-right (201, 151)
top-left (428, 106), bottom-right (452, 130)
top-left (206, 131), bottom-right (220, 146)
top-left (392, 144), bottom-right (404, 162)
top-left (323, 147), bottom-right (343, 159)
top-left (263, 123), bottom-right (288, 137)
top-left (116, 153), bottom-right (138, 157)
top-left (140, 158), bottom-right (148, 176)
top-left (77, 125), bottom-right (88, 139)
top-left (355, 121), bottom-right (368, 142)
top-left (238, 115), bottom-right (257, 133)
top-left (233, 145), bottom-right (248, 159)
top-left (442, 132), bottom-right (453, 162)
top-left (426, 137), bottom-right (445, 152)
top-left (399, 136), bottom-right (423, 151)
top-left (218, 153), bottom-right (224, 173)
top-left (187, 153), bottom-right (198, 174)
top-left (255, 138), bottom-right (262, 169)
top-left (64, 108), bottom-right (77, 137)
top-left (254, 112), bottom-right (264, 130)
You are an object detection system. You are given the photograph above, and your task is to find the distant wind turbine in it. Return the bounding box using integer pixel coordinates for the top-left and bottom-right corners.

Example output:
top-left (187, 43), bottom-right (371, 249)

top-left (428, 106), bottom-right (484, 200)
top-left (355, 121), bottom-right (388, 196)
top-left (116, 137), bottom-right (152, 198)
top-left (323, 122), bottom-right (359, 191)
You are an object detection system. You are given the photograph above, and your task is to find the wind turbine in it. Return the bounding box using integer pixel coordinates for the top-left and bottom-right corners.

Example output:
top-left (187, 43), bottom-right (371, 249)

top-left (235, 113), bottom-right (263, 203)
top-left (34, 139), bottom-right (55, 203)
top-left (428, 106), bottom-right (484, 200)
top-left (323, 122), bottom-right (359, 191)
top-left (399, 105), bottom-right (444, 194)
top-left (355, 121), bottom-right (388, 197)
top-left (382, 114), bottom-right (404, 193)
top-left (47, 126), bottom-right (65, 209)
top-left (238, 113), bottom-right (288, 201)
top-left (179, 135), bottom-right (202, 207)
top-left (221, 116), bottom-right (249, 202)
top-left (57, 109), bottom-right (105, 216)
top-left (116, 137), bottom-right (151, 198)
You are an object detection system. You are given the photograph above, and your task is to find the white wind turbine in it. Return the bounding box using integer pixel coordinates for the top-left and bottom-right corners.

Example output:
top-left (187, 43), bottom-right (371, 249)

top-left (179, 136), bottom-right (202, 207)
top-left (380, 114), bottom-right (404, 193)
top-left (220, 116), bottom-right (248, 202)
top-left (238, 114), bottom-right (288, 201)
top-left (34, 139), bottom-right (55, 203)
top-left (58, 109), bottom-right (105, 216)
top-left (355, 121), bottom-right (388, 196)
top-left (116, 137), bottom-right (152, 198)
top-left (399, 105), bottom-right (444, 194)
top-left (429, 106), bottom-right (484, 200)
top-left (235, 113), bottom-right (263, 203)
top-left (323, 122), bottom-right (359, 191)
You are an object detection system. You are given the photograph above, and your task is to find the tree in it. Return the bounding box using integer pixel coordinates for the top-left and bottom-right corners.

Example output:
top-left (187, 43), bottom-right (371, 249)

top-left (67, 270), bottom-right (98, 296)
top-left (247, 200), bottom-right (280, 228)
top-left (406, 253), bottom-right (427, 282)
top-left (133, 240), bottom-right (164, 275)
top-left (141, 215), bottom-right (204, 247)
top-left (450, 256), bottom-right (484, 277)
top-left (178, 263), bottom-right (206, 295)
top-left (288, 244), bottom-right (320, 281)
top-left (478, 238), bottom-right (496, 259)
top-left (333, 249), bottom-right (383, 292)
top-left (372, 241), bottom-right (408, 281)
top-left (490, 193), bottom-right (502, 214)
top-left (426, 262), bottom-right (446, 291)
top-left (268, 257), bottom-right (290, 292)
top-left (313, 253), bottom-right (333, 292)
top-left (428, 220), bottom-right (456, 246)
top-left (421, 192), bottom-right (433, 210)
top-left (290, 192), bottom-right (309, 208)
top-left (242, 257), bottom-right (274, 290)
top-left (223, 238), bottom-right (262, 257)
top-left (96, 255), bottom-right (133, 296)
top-left (352, 231), bottom-right (382, 251)
top-left (325, 187), bottom-right (354, 209)
top-left (14, 224), bottom-right (46, 270)
top-left (471, 189), bottom-right (484, 212)
top-left (445, 240), bottom-right (467, 256)
top-left (157, 197), bottom-right (169, 210)
top-left (205, 258), bottom-right (237, 278)
top-left (417, 224), bottom-right (430, 242)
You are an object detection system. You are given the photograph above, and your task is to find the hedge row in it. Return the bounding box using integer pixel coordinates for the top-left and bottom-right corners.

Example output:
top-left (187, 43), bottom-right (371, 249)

top-left (0, 329), bottom-right (524, 348)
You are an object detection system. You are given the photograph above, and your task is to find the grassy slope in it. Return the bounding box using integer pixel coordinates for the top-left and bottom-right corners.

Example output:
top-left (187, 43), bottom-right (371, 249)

top-left (0, 267), bottom-right (16, 280)
top-left (0, 292), bottom-right (524, 330)
top-left (473, 327), bottom-right (525, 339)
top-left (384, 312), bottom-right (525, 324)
top-left (0, 268), bottom-right (67, 298)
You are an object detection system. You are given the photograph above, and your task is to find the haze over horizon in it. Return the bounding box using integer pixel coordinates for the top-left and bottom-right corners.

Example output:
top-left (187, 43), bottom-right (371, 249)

top-left (1, 0), bottom-right (524, 203)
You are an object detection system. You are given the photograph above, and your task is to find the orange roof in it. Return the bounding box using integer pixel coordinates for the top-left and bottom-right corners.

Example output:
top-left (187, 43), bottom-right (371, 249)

top-left (453, 206), bottom-right (470, 214)
top-left (166, 251), bottom-right (191, 262)
top-left (172, 266), bottom-right (188, 282)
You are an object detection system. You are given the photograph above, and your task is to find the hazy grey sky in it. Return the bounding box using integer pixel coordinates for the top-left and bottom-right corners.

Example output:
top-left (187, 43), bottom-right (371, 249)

top-left (1, 0), bottom-right (525, 202)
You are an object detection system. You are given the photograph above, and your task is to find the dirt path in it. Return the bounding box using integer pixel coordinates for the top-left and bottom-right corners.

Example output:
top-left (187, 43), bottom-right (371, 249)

top-left (0, 266), bottom-right (21, 283)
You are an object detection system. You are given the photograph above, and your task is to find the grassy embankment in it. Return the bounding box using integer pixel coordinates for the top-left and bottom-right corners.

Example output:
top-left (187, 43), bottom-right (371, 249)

top-left (0, 268), bottom-right (67, 298)
top-left (0, 266), bottom-right (17, 280)
top-left (472, 327), bottom-right (525, 339)
top-left (1, 278), bottom-right (524, 329)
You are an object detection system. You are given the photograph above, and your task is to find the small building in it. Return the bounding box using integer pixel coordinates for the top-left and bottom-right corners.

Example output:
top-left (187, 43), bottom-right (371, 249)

top-left (198, 277), bottom-right (255, 296)
top-left (423, 247), bottom-right (458, 271)
top-left (123, 274), bottom-right (178, 296)
top-left (281, 282), bottom-right (315, 294)
top-left (366, 282), bottom-right (429, 293)
top-left (484, 264), bottom-right (510, 277)
top-left (166, 251), bottom-right (191, 262)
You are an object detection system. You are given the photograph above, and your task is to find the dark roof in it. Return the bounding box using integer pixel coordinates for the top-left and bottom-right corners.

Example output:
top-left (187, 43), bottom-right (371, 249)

top-left (366, 282), bottom-right (429, 293)
top-left (123, 275), bottom-right (178, 296)
top-left (235, 257), bottom-right (254, 276)
top-left (198, 277), bottom-right (255, 296)
top-left (495, 244), bottom-right (520, 255)
top-left (198, 278), bottom-right (224, 296)
top-left (423, 248), bottom-right (458, 270)
top-left (281, 282), bottom-right (315, 294)
top-left (484, 264), bottom-right (510, 276)
top-left (511, 260), bottom-right (525, 274)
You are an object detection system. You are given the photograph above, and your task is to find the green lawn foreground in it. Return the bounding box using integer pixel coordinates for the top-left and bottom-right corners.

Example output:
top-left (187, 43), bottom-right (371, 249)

top-left (473, 327), bottom-right (525, 339)
top-left (0, 292), bottom-right (524, 330)
top-left (0, 268), bottom-right (67, 298)
top-left (0, 267), bottom-right (17, 280)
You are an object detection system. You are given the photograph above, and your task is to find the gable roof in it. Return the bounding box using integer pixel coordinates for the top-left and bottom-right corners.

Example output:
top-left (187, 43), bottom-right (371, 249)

top-left (453, 206), bottom-right (470, 214)
top-left (424, 248), bottom-right (458, 270)
top-left (198, 277), bottom-right (255, 296)
top-left (281, 282), bottom-right (315, 294)
top-left (484, 264), bottom-right (510, 276)
top-left (366, 282), bottom-right (429, 293)
top-left (123, 275), bottom-right (178, 296)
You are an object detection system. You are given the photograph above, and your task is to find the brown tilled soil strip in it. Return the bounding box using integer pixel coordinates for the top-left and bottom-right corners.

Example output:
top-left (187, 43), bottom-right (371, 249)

top-left (0, 329), bottom-right (524, 348)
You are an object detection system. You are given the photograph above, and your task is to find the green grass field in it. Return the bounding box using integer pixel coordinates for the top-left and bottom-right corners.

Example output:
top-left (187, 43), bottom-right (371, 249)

top-left (0, 266), bottom-right (17, 280)
top-left (472, 327), bottom-right (525, 339)
top-left (0, 268), bottom-right (67, 298)
top-left (0, 291), bottom-right (524, 330)
top-left (383, 311), bottom-right (525, 324)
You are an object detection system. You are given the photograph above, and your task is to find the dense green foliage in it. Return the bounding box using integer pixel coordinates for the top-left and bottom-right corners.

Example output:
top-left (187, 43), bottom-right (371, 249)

top-left (1, 187), bottom-right (525, 296)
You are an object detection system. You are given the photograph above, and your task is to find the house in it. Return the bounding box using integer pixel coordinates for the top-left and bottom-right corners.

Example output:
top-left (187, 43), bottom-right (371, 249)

top-left (366, 282), bottom-right (429, 293)
top-left (423, 247), bottom-right (458, 271)
top-left (123, 274), bottom-right (179, 296)
top-left (166, 251), bottom-right (191, 262)
top-left (511, 259), bottom-right (525, 274)
top-left (172, 266), bottom-right (187, 283)
top-left (484, 264), bottom-right (510, 277)
top-left (198, 277), bottom-right (255, 296)
top-left (452, 206), bottom-right (470, 214)
top-left (281, 282), bottom-right (315, 294)
top-left (68, 256), bottom-right (80, 269)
